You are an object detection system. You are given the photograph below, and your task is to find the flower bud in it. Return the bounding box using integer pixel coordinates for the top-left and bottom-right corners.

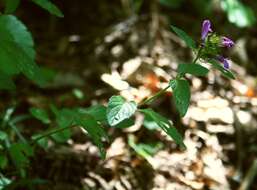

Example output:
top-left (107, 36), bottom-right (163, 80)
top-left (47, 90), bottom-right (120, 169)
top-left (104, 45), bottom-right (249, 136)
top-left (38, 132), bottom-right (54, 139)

top-left (221, 37), bottom-right (234, 48)
top-left (201, 20), bottom-right (213, 41)
top-left (217, 55), bottom-right (230, 69)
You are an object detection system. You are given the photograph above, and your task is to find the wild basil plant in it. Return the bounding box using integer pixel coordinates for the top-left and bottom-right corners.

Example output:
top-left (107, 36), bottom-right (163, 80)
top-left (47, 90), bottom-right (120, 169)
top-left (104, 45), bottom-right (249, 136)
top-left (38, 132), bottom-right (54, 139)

top-left (0, 1), bottom-right (236, 187)
top-left (29, 19), bottom-right (236, 157)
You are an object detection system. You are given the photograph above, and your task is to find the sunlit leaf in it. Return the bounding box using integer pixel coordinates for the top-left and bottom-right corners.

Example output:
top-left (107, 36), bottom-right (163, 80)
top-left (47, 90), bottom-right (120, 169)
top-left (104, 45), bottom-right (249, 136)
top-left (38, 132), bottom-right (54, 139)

top-left (107, 96), bottom-right (137, 126)
top-left (221, 0), bottom-right (256, 27)
top-left (0, 176), bottom-right (11, 190)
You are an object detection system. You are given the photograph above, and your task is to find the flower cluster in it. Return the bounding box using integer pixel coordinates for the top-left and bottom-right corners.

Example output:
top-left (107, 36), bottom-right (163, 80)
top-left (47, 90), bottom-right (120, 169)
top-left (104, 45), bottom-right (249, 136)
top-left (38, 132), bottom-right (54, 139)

top-left (200, 20), bottom-right (234, 69)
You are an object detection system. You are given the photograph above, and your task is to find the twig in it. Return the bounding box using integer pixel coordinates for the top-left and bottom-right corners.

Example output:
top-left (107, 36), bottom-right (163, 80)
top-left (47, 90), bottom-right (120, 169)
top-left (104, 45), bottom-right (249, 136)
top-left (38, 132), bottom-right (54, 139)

top-left (138, 85), bottom-right (170, 107)
top-left (238, 158), bottom-right (257, 190)
top-left (31, 125), bottom-right (78, 144)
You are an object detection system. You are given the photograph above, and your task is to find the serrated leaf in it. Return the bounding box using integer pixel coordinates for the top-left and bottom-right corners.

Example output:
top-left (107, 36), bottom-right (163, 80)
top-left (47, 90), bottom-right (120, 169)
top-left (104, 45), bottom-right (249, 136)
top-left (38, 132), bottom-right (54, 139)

top-left (140, 109), bottom-right (185, 148)
top-left (75, 113), bottom-right (108, 159)
top-left (107, 96), bottom-right (137, 126)
top-left (31, 0), bottom-right (64, 17)
top-left (208, 59), bottom-right (235, 79)
top-left (9, 143), bottom-right (34, 169)
top-left (170, 25), bottom-right (196, 49)
top-left (4, 0), bottom-right (20, 14)
top-left (29, 107), bottom-right (50, 124)
top-left (170, 79), bottom-right (190, 117)
top-left (178, 63), bottom-right (209, 76)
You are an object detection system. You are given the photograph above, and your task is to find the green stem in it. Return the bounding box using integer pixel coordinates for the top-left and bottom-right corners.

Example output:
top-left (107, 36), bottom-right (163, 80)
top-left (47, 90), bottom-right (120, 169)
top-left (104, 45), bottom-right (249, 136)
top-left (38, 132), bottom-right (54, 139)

top-left (9, 122), bottom-right (27, 143)
top-left (138, 85), bottom-right (170, 107)
top-left (31, 125), bottom-right (77, 144)
top-left (192, 47), bottom-right (203, 64)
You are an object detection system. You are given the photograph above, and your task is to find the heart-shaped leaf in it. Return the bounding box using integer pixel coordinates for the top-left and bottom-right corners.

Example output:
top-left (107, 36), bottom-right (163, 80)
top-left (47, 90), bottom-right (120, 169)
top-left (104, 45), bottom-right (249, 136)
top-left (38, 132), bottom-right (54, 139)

top-left (107, 96), bottom-right (137, 126)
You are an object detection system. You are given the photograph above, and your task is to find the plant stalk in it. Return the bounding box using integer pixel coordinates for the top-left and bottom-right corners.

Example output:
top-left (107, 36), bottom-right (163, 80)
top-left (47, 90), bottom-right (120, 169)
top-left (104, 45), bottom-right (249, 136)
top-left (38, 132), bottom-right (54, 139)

top-left (138, 85), bottom-right (170, 107)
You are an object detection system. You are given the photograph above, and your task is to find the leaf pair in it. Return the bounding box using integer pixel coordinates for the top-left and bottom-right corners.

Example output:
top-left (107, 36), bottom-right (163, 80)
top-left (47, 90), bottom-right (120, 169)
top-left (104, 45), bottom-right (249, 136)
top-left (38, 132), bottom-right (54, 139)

top-left (171, 25), bottom-right (236, 80)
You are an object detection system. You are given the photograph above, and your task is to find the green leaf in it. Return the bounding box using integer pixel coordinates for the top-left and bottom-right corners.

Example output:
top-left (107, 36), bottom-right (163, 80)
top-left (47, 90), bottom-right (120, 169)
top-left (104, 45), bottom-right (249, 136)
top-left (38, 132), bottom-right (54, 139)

top-left (51, 108), bottom-right (73, 142)
top-left (114, 118), bottom-right (135, 128)
top-left (0, 176), bottom-right (11, 190)
top-left (75, 113), bottom-right (108, 159)
top-left (107, 96), bottom-right (137, 126)
top-left (78, 105), bottom-right (108, 124)
top-left (9, 143), bottom-right (34, 169)
top-left (31, 0), bottom-right (64, 17)
top-left (0, 131), bottom-right (8, 141)
top-left (33, 66), bottom-right (57, 87)
top-left (221, 0), bottom-right (256, 28)
top-left (0, 155), bottom-right (8, 169)
top-left (128, 135), bottom-right (152, 160)
top-left (170, 79), bottom-right (190, 117)
top-left (0, 15), bottom-right (47, 86)
top-left (0, 73), bottom-right (15, 90)
top-left (178, 63), bottom-right (209, 76)
top-left (208, 59), bottom-right (235, 79)
top-left (4, 0), bottom-right (20, 14)
top-left (140, 109), bottom-right (185, 148)
top-left (29, 107), bottom-right (51, 124)
top-left (170, 25), bottom-right (196, 49)
top-left (31, 134), bottom-right (48, 149)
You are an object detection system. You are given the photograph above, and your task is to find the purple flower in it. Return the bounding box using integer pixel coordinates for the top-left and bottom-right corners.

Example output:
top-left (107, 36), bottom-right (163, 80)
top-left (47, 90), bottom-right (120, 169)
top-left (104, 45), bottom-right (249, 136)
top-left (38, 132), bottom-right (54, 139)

top-left (217, 55), bottom-right (229, 69)
top-left (221, 37), bottom-right (234, 48)
top-left (201, 20), bottom-right (213, 41)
